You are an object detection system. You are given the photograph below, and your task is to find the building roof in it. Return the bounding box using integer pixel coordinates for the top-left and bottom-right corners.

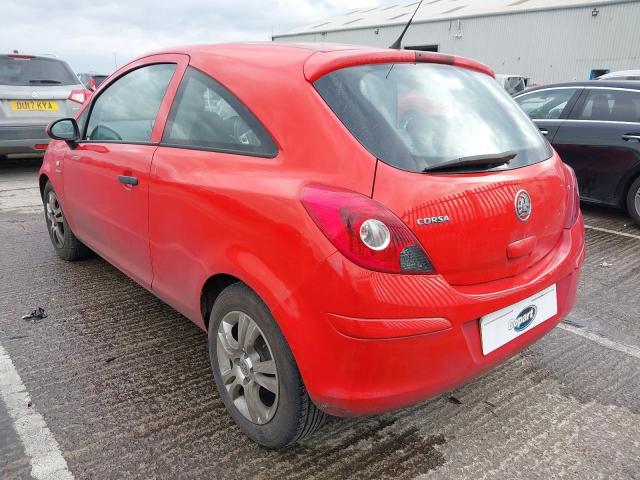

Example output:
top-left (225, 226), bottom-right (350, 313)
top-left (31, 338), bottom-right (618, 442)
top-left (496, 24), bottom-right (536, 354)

top-left (274, 0), bottom-right (636, 37)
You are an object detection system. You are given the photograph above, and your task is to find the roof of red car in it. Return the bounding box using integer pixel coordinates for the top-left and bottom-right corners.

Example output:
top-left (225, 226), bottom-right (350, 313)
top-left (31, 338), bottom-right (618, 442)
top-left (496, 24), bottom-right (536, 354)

top-left (146, 42), bottom-right (494, 81)
top-left (160, 42), bottom-right (369, 54)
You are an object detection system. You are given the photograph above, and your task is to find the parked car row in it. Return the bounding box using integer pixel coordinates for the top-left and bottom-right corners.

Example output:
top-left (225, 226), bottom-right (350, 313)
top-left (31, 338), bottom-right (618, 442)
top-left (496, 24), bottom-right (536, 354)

top-left (3, 50), bottom-right (637, 223)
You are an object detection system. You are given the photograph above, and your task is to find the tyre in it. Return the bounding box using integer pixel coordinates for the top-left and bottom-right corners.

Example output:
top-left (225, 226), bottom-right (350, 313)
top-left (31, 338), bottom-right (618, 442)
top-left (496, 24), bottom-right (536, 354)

top-left (42, 181), bottom-right (91, 261)
top-left (208, 282), bottom-right (327, 448)
top-left (626, 176), bottom-right (640, 225)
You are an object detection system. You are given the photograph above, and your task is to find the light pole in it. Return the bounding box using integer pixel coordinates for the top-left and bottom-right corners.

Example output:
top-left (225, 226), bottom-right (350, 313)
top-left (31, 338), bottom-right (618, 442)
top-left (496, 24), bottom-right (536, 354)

top-left (112, 52), bottom-right (118, 70)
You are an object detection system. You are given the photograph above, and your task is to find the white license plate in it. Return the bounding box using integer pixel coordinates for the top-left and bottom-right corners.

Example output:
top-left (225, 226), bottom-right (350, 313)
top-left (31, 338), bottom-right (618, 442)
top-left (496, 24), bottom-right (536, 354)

top-left (480, 284), bottom-right (558, 355)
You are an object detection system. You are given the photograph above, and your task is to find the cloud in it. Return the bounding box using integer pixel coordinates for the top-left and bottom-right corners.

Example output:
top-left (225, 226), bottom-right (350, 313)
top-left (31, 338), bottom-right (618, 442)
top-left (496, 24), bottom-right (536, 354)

top-left (0, 0), bottom-right (379, 73)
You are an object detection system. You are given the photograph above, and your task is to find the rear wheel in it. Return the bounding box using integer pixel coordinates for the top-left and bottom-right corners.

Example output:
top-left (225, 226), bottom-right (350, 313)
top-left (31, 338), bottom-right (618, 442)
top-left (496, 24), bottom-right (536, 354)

top-left (626, 177), bottom-right (640, 225)
top-left (208, 282), bottom-right (327, 448)
top-left (43, 182), bottom-right (91, 261)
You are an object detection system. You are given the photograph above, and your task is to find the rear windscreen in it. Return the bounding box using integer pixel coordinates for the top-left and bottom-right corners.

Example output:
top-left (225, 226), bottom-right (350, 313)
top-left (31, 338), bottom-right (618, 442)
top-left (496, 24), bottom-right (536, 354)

top-left (314, 63), bottom-right (552, 173)
top-left (0, 56), bottom-right (79, 86)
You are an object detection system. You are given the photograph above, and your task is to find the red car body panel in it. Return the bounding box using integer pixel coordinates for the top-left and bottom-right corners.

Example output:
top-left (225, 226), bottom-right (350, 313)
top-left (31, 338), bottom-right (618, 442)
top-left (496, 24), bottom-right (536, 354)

top-left (39, 43), bottom-right (585, 417)
top-left (63, 143), bottom-right (156, 287)
top-left (373, 154), bottom-right (569, 286)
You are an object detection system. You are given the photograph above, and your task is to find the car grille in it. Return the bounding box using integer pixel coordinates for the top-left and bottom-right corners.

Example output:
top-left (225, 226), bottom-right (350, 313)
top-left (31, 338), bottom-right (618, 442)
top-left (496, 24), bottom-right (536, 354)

top-left (0, 125), bottom-right (47, 141)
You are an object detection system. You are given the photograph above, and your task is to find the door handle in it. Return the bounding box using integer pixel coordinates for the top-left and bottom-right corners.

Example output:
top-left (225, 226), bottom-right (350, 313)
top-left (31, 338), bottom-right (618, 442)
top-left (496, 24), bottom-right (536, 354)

top-left (622, 134), bottom-right (640, 142)
top-left (539, 128), bottom-right (549, 136)
top-left (118, 175), bottom-right (138, 186)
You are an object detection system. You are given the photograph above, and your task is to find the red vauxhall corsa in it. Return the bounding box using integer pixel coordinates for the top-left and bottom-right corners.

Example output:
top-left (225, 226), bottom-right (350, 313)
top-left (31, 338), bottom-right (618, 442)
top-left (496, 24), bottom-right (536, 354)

top-left (40, 43), bottom-right (585, 448)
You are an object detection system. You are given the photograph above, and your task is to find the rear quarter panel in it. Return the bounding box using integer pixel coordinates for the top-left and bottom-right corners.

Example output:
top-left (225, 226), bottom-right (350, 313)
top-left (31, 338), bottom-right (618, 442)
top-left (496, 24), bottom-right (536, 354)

top-left (149, 51), bottom-right (378, 331)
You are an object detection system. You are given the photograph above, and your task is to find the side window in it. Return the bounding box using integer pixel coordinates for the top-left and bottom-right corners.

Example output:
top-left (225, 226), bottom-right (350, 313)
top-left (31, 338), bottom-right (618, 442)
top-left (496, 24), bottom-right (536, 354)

top-left (85, 63), bottom-right (176, 142)
top-left (574, 89), bottom-right (640, 123)
top-left (162, 67), bottom-right (277, 157)
top-left (515, 89), bottom-right (577, 120)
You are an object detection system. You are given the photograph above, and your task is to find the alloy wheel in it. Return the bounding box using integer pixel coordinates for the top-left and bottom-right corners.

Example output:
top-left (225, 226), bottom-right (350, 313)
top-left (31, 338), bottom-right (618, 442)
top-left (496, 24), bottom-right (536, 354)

top-left (216, 310), bottom-right (279, 424)
top-left (635, 187), bottom-right (640, 216)
top-left (46, 191), bottom-right (65, 248)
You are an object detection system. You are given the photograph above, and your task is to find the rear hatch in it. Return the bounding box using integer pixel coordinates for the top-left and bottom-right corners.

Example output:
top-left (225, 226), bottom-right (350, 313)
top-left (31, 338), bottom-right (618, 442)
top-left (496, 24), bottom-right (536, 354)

top-left (0, 55), bottom-right (82, 127)
top-left (372, 158), bottom-right (566, 285)
top-left (314, 61), bottom-right (567, 285)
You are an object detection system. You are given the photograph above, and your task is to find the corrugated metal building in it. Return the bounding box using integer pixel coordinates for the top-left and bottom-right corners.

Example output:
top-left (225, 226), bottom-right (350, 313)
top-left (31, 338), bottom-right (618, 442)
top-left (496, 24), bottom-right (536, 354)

top-left (273, 0), bottom-right (640, 84)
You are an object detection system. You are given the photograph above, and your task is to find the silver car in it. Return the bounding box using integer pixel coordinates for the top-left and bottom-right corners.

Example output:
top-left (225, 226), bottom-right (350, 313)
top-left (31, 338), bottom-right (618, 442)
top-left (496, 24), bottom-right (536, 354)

top-left (597, 69), bottom-right (640, 81)
top-left (0, 54), bottom-right (85, 160)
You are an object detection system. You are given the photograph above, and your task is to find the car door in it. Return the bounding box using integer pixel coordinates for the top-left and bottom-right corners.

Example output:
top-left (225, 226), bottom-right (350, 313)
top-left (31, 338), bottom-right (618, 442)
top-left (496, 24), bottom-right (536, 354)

top-left (514, 87), bottom-right (582, 142)
top-left (514, 87), bottom-right (582, 140)
top-left (552, 87), bottom-right (640, 206)
top-left (63, 55), bottom-right (187, 288)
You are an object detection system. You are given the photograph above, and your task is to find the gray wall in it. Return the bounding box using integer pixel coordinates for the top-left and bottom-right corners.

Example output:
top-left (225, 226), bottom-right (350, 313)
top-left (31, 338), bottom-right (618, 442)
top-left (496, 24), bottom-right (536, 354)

top-left (274, 2), bottom-right (640, 84)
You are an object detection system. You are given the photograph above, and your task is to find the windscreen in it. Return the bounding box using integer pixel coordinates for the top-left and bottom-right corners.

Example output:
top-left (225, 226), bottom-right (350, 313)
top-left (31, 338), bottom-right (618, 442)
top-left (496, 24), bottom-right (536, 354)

top-left (314, 63), bottom-right (551, 173)
top-left (0, 56), bottom-right (79, 86)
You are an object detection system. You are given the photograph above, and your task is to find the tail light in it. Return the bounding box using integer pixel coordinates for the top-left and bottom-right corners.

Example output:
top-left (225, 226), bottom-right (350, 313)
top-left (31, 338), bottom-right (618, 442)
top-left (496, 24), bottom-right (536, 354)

top-left (68, 89), bottom-right (89, 104)
top-left (301, 184), bottom-right (434, 274)
top-left (563, 164), bottom-right (580, 228)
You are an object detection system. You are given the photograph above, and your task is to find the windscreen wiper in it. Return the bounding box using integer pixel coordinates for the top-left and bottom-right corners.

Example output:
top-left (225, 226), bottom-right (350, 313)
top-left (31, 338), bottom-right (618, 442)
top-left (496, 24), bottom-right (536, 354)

top-left (29, 79), bottom-right (62, 84)
top-left (422, 151), bottom-right (517, 173)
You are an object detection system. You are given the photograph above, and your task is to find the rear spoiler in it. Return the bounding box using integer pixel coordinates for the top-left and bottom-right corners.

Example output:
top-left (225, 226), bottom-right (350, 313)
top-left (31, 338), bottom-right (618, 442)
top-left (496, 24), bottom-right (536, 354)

top-left (304, 49), bottom-right (494, 82)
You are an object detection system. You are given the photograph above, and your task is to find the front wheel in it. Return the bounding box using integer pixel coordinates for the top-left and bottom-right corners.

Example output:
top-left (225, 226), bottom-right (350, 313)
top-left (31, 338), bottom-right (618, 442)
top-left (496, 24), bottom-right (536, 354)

top-left (42, 181), bottom-right (91, 261)
top-left (208, 283), bottom-right (327, 448)
top-left (626, 177), bottom-right (640, 225)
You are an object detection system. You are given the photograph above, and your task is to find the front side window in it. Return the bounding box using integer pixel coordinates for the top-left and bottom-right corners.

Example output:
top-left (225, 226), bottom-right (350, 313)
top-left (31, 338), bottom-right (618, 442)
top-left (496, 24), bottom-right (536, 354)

top-left (574, 89), bottom-right (640, 123)
top-left (85, 63), bottom-right (176, 142)
top-left (315, 63), bottom-right (551, 173)
top-left (515, 88), bottom-right (578, 120)
top-left (162, 67), bottom-right (277, 157)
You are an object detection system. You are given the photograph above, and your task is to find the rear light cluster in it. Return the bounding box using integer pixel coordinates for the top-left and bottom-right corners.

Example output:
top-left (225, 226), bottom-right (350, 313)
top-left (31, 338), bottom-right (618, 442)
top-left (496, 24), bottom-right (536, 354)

top-left (68, 89), bottom-right (90, 104)
top-left (301, 184), bottom-right (434, 274)
top-left (562, 164), bottom-right (581, 229)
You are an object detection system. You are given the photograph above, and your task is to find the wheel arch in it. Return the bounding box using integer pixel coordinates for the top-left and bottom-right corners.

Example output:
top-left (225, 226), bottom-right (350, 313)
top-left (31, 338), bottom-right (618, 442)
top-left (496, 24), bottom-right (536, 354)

top-left (621, 169), bottom-right (640, 209)
top-left (200, 273), bottom-right (243, 331)
top-left (38, 173), bottom-right (50, 200)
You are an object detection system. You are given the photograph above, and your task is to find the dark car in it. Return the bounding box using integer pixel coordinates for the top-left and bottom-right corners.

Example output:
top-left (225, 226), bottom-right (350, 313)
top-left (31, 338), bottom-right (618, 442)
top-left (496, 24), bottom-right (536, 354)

top-left (514, 81), bottom-right (640, 223)
top-left (77, 72), bottom-right (108, 90)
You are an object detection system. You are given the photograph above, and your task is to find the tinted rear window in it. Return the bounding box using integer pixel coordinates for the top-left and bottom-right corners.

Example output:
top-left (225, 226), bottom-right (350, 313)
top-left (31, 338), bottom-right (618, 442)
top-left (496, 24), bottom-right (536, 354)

top-left (162, 67), bottom-right (277, 157)
top-left (574, 89), bottom-right (640, 123)
top-left (0, 56), bottom-right (78, 86)
top-left (314, 63), bottom-right (552, 173)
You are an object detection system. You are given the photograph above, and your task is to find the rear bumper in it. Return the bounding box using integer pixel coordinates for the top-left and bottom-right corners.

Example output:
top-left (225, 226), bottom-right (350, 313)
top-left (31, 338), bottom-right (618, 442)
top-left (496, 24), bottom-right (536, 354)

top-left (275, 216), bottom-right (585, 416)
top-left (0, 125), bottom-right (49, 157)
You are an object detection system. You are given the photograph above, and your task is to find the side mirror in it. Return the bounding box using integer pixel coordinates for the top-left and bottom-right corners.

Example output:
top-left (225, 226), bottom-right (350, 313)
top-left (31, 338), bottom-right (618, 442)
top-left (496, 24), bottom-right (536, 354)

top-left (47, 118), bottom-right (79, 147)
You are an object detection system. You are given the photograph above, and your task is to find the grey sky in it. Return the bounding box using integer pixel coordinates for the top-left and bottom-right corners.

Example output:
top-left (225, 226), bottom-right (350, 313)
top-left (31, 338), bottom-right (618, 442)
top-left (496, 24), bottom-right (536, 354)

top-left (1, 0), bottom-right (379, 74)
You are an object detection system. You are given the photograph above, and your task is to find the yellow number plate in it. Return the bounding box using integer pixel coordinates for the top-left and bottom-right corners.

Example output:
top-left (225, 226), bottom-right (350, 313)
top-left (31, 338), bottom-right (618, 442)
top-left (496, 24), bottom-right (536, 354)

top-left (10, 100), bottom-right (59, 111)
